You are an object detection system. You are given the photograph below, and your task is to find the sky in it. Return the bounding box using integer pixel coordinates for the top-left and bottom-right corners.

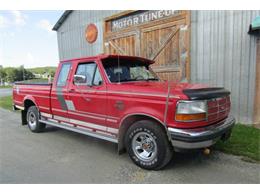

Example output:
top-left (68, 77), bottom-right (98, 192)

top-left (0, 10), bottom-right (64, 68)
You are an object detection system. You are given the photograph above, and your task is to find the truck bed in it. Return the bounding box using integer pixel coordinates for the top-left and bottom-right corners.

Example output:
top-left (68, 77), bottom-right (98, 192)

top-left (15, 80), bottom-right (51, 85)
top-left (13, 82), bottom-right (52, 113)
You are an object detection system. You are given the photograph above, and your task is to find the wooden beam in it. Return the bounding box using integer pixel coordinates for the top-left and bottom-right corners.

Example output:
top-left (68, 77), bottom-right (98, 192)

top-left (104, 10), bottom-right (137, 22)
top-left (108, 41), bottom-right (126, 55)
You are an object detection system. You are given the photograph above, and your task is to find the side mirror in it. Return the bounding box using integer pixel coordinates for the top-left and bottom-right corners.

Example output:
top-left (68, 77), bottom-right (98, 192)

top-left (74, 75), bottom-right (87, 85)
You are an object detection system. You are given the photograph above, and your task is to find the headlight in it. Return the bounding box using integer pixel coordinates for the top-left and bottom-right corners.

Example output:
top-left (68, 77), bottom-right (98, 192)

top-left (175, 100), bottom-right (207, 122)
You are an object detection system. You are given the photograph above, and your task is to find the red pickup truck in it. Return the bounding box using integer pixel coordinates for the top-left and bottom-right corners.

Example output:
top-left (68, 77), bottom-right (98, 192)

top-left (13, 54), bottom-right (235, 170)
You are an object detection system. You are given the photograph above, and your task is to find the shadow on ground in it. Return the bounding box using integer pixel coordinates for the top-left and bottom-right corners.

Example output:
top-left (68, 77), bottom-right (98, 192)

top-left (44, 125), bottom-right (210, 170)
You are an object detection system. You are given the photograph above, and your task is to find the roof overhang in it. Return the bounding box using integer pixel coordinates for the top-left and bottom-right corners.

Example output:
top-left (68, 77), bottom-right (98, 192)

top-left (248, 16), bottom-right (260, 35)
top-left (60, 54), bottom-right (155, 65)
top-left (52, 10), bottom-right (73, 31)
top-left (100, 54), bottom-right (155, 65)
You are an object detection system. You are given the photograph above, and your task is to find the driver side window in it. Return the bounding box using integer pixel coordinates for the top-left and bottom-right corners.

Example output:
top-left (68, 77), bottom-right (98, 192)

top-left (75, 62), bottom-right (102, 86)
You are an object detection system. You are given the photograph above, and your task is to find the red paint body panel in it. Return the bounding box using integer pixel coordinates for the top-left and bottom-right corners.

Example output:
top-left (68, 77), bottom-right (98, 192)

top-left (13, 54), bottom-right (232, 136)
top-left (13, 84), bottom-right (51, 113)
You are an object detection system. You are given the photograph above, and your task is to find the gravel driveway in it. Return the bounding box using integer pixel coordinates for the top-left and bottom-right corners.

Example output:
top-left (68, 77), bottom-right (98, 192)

top-left (0, 88), bottom-right (12, 97)
top-left (0, 108), bottom-right (259, 183)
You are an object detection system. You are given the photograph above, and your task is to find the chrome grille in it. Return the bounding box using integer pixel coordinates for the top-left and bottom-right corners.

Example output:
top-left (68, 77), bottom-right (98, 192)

top-left (207, 96), bottom-right (231, 122)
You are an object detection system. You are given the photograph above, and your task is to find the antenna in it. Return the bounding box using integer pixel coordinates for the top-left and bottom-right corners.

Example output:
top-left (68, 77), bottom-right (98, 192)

top-left (117, 54), bottom-right (120, 84)
top-left (164, 80), bottom-right (171, 124)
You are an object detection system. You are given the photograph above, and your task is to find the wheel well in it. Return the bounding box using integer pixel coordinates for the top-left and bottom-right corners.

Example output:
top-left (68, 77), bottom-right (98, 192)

top-left (118, 114), bottom-right (167, 154)
top-left (24, 99), bottom-right (36, 111)
top-left (21, 99), bottom-right (36, 125)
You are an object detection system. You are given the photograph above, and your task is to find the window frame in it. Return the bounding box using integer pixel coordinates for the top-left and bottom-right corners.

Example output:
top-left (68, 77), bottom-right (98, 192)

top-left (56, 63), bottom-right (71, 87)
top-left (74, 62), bottom-right (103, 87)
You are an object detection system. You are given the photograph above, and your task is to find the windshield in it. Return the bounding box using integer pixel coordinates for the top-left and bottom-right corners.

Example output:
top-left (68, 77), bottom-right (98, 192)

top-left (102, 58), bottom-right (159, 83)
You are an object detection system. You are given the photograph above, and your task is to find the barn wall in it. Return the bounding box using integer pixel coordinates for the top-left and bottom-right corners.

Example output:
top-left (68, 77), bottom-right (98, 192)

top-left (56, 10), bottom-right (122, 60)
top-left (190, 10), bottom-right (260, 123)
top-left (55, 10), bottom-right (260, 124)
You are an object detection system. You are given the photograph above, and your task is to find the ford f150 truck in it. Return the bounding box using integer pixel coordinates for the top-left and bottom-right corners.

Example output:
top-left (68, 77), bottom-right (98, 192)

top-left (13, 54), bottom-right (235, 170)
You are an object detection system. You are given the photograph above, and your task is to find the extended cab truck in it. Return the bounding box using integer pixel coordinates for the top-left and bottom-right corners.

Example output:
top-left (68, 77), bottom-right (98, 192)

top-left (13, 55), bottom-right (235, 170)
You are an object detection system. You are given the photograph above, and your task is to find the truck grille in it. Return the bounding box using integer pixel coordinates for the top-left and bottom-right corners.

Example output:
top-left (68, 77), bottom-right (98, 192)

top-left (207, 96), bottom-right (231, 123)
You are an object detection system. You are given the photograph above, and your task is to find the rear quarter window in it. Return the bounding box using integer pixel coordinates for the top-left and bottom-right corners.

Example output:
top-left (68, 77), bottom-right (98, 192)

top-left (57, 63), bottom-right (71, 87)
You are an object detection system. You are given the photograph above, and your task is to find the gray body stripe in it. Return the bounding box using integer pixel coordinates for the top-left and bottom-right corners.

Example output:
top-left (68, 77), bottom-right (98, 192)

top-left (65, 100), bottom-right (75, 111)
top-left (55, 63), bottom-right (72, 110)
top-left (56, 87), bottom-right (68, 110)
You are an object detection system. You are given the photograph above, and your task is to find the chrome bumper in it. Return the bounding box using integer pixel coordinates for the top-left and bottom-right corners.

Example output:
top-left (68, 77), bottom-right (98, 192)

top-left (168, 115), bottom-right (235, 149)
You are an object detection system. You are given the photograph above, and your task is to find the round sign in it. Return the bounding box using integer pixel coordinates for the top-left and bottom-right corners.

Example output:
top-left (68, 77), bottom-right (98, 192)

top-left (85, 23), bottom-right (98, 44)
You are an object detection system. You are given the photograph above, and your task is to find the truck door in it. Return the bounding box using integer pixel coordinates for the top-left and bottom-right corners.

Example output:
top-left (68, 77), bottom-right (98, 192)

top-left (50, 62), bottom-right (72, 120)
top-left (66, 60), bottom-right (108, 133)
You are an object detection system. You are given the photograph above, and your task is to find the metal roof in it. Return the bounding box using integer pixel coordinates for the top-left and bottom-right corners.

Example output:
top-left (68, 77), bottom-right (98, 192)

top-left (248, 16), bottom-right (260, 35)
top-left (52, 10), bottom-right (73, 31)
top-left (251, 16), bottom-right (260, 30)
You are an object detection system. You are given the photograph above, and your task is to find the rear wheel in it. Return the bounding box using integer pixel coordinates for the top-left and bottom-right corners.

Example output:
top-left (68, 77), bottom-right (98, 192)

top-left (125, 120), bottom-right (173, 170)
top-left (26, 106), bottom-right (46, 133)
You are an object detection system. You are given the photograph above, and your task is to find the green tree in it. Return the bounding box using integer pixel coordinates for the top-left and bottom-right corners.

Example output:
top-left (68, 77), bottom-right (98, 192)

top-left (0, 68), bottom-right (6, 82)
top-left (5, 68), bottom-right (19, 82)
top-left (49, 69), bottom-right (56, 77)
top-left (24, 69), bottom-right (35, 80)
top-left (1, 66), bottom-right (37, 83)
top-left (5, 68), bottom-right (14, 82)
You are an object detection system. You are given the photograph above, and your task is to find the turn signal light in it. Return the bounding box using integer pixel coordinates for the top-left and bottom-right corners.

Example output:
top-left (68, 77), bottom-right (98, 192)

top-left (175, 113), bottom-right (206, 122)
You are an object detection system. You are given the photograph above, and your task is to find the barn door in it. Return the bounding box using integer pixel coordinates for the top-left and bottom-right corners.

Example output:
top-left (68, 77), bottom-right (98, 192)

top-left (104, 31), bottom-right (139, 56)
top-left (141, 21), bottom-right (189, 82)
top-left (104, 10), bottom-right (190, 82)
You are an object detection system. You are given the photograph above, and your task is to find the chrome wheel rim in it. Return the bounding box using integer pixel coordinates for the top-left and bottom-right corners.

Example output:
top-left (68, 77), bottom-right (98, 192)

top-left (132, 131), bottom-right (157, 162)
top-left (28, 112), bottom-right (37, 129)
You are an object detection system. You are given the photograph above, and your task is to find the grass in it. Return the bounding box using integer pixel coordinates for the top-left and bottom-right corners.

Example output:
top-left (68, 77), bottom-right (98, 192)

top-left (0, 95), bottom-right (13, 111)
top-left (0, 95), bottom-right (259, 162)
top-left (0, 85), bottom-right (12, 89)
top-left (215, 124), bottom-right (260, 162)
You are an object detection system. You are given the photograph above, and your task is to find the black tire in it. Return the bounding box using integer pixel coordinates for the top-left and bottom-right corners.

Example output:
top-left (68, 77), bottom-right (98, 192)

top-left (26, 106), bottom-right (46, 133)
top-left (124, 120), bottom-right (173, 170)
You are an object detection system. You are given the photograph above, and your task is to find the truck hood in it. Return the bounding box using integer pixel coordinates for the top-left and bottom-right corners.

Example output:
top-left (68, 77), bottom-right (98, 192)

top-left (116, 81), bottom-right (209, 99)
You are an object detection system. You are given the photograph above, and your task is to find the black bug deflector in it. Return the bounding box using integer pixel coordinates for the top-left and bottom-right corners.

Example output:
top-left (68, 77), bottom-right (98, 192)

top-left (183, 87), bottom-right (230, 100)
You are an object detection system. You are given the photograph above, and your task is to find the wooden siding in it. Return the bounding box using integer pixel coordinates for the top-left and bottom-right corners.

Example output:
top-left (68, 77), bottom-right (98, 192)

top-left (191, 10), bottom-right (260, 124)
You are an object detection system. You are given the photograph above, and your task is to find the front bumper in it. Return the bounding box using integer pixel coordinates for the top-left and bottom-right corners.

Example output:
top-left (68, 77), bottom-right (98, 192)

top-left (168, 115), bottom-right (235, 149)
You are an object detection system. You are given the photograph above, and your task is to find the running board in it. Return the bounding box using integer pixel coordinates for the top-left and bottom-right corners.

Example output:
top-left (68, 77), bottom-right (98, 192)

top-left (39, 119), bottom-right (118, 143)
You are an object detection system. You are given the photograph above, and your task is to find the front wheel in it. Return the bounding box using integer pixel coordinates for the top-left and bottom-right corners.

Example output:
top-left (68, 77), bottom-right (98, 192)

top-left (26, 106), bottom-right (46, 133)
top-left (125, 120), bottom-right (173, 170)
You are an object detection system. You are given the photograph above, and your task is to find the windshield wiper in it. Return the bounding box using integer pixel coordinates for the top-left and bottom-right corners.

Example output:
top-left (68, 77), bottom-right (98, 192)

top-left (114, 78), bottom-right (159, 82)
top-left (146, 78), bottom-right (159, 81)
top-left (115, 78), bottom-right (136, 82)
